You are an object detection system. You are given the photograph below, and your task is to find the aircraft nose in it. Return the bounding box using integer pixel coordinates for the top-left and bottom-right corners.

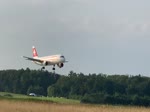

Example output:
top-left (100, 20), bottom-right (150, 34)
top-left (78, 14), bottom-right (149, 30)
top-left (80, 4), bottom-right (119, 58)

top-left (62, 57), bottom-right (65, 61)
top-left (60, 56), bottom-right (65, 62)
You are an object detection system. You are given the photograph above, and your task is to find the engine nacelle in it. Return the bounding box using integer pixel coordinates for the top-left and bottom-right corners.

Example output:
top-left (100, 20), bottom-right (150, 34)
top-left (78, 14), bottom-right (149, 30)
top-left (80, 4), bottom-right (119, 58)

top-left (43, 61), bottom-right (48, 66)
top-left (57, 63), bottom-right (64, 68)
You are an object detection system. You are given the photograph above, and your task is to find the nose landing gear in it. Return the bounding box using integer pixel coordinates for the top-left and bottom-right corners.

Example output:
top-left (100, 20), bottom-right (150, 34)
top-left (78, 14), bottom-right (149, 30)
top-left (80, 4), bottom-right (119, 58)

top-left (41, 67), bottom-right (45, 71)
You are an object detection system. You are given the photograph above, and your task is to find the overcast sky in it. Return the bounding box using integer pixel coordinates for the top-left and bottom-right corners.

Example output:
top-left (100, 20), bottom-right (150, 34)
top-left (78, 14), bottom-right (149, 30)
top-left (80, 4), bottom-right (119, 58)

top-left (0, 0), bottom-right (150, 76)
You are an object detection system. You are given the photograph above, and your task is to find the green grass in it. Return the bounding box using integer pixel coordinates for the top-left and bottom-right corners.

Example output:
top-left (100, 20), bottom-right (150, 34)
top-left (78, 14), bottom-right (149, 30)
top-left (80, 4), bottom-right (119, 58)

top-left (0, 92), bottom-right (80, 104)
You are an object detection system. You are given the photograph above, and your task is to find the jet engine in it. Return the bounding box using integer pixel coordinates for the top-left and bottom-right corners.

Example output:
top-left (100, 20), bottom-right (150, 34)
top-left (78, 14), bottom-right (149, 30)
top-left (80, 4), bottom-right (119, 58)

top-left (57, 63), bottom-right (64, 68)
top-left (43, 61), bottom-right (48, 66)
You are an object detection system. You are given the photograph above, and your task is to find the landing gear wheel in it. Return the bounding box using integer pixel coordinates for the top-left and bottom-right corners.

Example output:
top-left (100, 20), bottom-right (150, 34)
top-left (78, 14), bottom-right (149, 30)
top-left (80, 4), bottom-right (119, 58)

top-left (52, 67), bottom-right (55, 71)
top-left (41, 67), bottom-right (45, 71)
top-left (52, 65), bottom-right (55, 74)
top-left (52, 67), bottom-right (55, 74)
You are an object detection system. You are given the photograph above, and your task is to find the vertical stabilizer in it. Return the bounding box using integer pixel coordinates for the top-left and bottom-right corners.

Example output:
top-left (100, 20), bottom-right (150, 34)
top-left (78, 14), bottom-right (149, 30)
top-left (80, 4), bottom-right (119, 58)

top-left (32, 46), bottom-right (38, 57)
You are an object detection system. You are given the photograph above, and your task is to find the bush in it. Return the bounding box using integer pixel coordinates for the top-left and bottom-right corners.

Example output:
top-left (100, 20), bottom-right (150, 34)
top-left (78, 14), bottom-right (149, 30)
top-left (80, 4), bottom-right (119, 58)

top-left (3, 94), bottom-right (13, 97)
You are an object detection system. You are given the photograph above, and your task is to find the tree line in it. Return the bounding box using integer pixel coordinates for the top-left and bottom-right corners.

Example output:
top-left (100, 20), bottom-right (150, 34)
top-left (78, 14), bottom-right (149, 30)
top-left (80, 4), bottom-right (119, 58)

top-left (0, 68), bottom-right (59, 96)
top-left (0, 68), bottom-right (150, 106)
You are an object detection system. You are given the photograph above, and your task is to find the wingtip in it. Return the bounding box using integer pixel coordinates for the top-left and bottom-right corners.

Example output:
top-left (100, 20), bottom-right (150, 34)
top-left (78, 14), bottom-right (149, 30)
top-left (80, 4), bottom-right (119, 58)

top-left (22, 56), bottom-right (27, 58)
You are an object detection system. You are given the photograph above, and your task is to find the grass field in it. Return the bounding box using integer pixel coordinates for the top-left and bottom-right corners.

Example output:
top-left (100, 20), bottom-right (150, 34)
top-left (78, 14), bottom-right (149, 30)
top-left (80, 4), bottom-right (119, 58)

top-left (0, 100), bottom-right (150, 112)
top-left (0, 92), bottom-right (80, 104)
top-left (0, 92), bottom-right (150, 112)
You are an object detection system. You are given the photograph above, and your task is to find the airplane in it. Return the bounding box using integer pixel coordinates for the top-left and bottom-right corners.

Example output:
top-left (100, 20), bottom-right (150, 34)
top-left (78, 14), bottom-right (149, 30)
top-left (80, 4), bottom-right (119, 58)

top-left (23, 46), bottom-right (67, 71)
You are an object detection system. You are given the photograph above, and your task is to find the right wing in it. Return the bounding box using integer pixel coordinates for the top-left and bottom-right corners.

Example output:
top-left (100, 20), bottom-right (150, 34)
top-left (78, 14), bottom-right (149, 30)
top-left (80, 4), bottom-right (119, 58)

top-left (23, 56), bottom-right (43, 63)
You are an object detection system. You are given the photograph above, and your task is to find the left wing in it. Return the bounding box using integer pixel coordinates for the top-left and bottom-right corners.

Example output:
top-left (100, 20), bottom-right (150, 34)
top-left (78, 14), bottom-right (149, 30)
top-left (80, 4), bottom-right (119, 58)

top-left (23, 56), bottom-right (43, 63)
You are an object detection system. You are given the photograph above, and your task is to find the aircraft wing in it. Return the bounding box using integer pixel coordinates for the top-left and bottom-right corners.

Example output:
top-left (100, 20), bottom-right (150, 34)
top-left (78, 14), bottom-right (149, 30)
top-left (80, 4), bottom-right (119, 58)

top-left (23, 56), bottom-right (43, 63)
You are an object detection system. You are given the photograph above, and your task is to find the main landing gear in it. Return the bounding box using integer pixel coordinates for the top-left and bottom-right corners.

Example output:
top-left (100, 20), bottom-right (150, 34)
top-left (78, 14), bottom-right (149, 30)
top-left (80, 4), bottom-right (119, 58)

top-left (41, 67), bottom-right (45, 71)
top-left (41, 65), bottom-right (56, 73)
top-left (52, 65), bottom-right (55, 73)
top-left (52, 67), bottom-right (55, 71)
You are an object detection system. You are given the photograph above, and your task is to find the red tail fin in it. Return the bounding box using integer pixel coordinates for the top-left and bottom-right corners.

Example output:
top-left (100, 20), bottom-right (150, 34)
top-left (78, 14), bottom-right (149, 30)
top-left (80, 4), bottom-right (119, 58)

top-left (32, 46), bottom-right (38, 57)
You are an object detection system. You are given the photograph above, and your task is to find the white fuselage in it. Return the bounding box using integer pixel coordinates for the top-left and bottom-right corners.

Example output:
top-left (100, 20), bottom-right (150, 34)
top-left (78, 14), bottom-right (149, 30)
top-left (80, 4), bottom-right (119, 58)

top-left (23, 46), bottom-right (67, 70)
top-left (34, 55), bottom-right (66, 66)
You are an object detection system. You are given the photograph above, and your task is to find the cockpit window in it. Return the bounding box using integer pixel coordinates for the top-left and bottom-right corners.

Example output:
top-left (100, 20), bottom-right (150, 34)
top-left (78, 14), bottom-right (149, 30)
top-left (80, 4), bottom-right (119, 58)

top-left (60, 56), bottom-right (64, 58)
